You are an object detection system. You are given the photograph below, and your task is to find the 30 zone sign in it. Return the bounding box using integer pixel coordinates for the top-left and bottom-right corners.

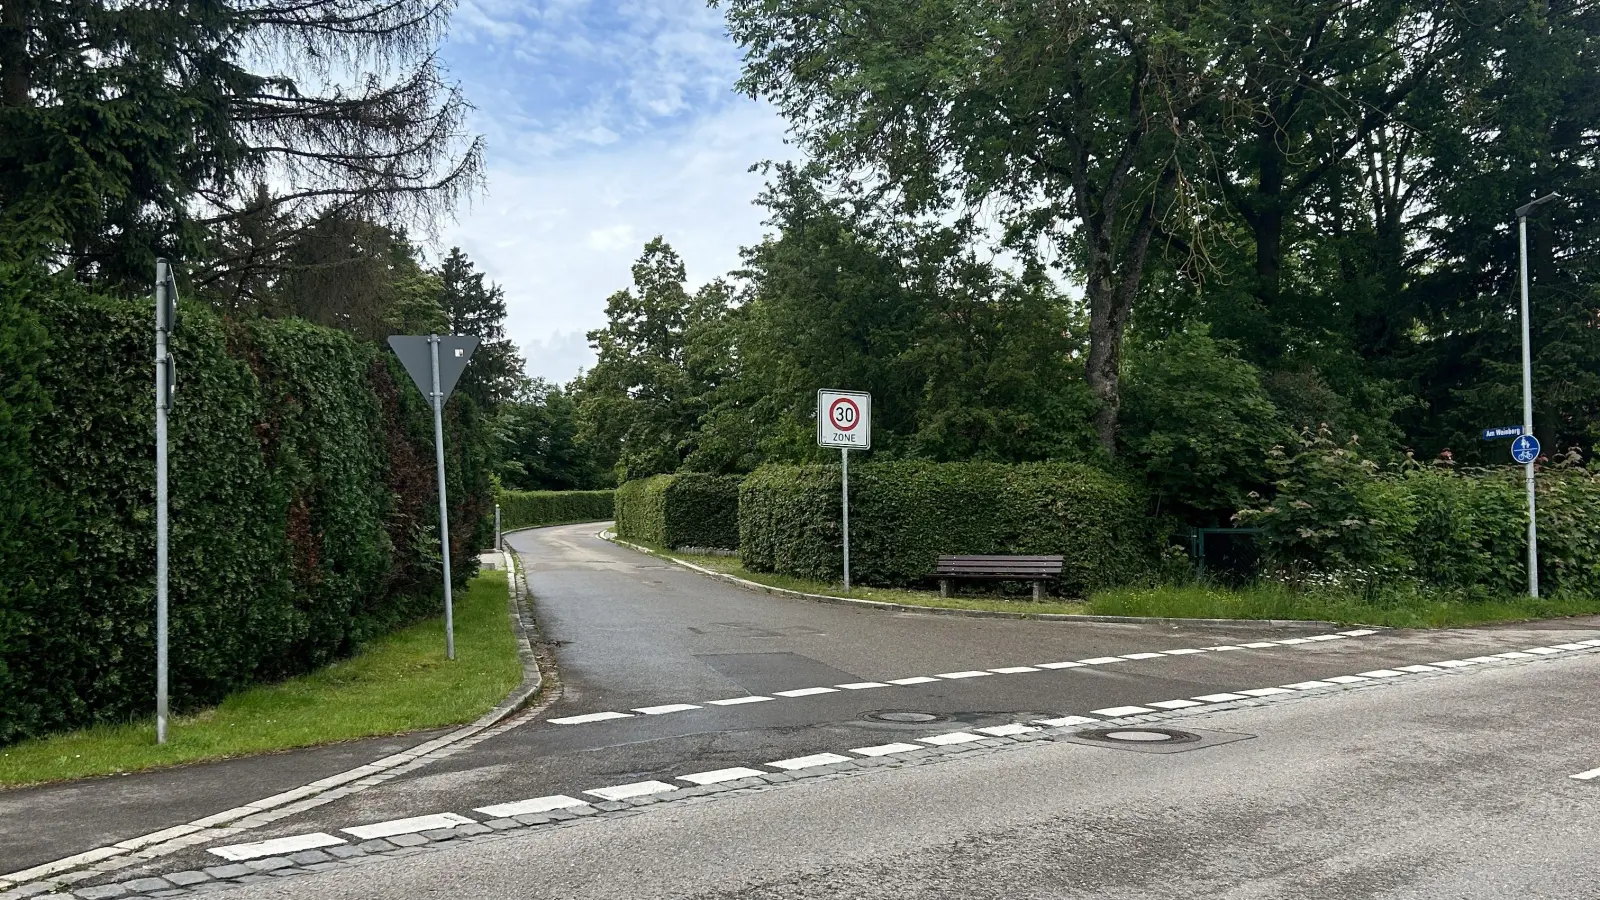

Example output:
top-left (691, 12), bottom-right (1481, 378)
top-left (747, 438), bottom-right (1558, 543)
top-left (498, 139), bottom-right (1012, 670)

top-left (818, 390), bottom-right (872, 449)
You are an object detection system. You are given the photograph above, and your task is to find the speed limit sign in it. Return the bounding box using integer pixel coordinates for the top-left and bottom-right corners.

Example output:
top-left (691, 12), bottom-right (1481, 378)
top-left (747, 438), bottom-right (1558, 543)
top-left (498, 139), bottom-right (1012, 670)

top-left (818, 390), bottom-right (871, 449)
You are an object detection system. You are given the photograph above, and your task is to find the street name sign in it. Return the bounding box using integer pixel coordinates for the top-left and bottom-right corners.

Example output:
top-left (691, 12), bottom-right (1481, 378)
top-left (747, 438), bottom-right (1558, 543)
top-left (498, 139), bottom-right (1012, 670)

top-left (1511, 434), bottom-right (1541, 465)
top-left (817, 390), bottom-right (872, 450)
top-left (1482, 425), bottom-right (1523, 441)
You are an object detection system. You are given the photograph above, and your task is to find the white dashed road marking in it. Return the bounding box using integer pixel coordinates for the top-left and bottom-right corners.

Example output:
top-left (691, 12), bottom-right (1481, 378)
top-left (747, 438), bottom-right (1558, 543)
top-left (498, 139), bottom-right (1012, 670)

top-left (1120, 652), bottom-right (1165, 660)
top-left (583, 781), bottom-right (677, 801)
top-left (919, 732), bottom-right (984, 746)
top-left (208, 833), bottom-right (345, 862)
top-left (634, 703), bottom-right (701, 715)
top-left (1357, 670), bottom-right (1405, 678)
top-left (1091, 706), bottom-right (1155, 717)
top-left (1037, 661), bottom-right (1085, 669)
top-left (677, 767), bottom-right (767, 786)
top-left (1148, 700), bottom-right (1203, 709)
top-left (774, 687), bottom-right (838, 697)
top-left (706, 696), bottom-right (773, 706)
top-left (474, 796), bottom-right (589, 818)
top-left (1570, 767), bottom-right (1600, 781)
top-left (837, 682), bottom-right (890, 689)
top-left (1283, 681), bottom-right (1337, 690)
top-left (889, 676), bottom-right (940, 685)
top-left (343, 813), bottom-right (475, 840)
top-left (1193, 693), bottom-right (1248, 703)
top-left (974, 724), bottom-right (1039, 737)
top-left (1035, 715), bottom-right (1100, 727)
top-left (990, 666), bottom-right (1042, 674)
top-left (850, 742), bottom-right (923, 757)
top-left (1238, 688), bottom-right (1293, 697)
top-left (769, 753), bottom-right (854, 770)
top-left (1079, 657), bottom-right (1122, 665)
top-left (547, 712), bottom-right (633, 725)
top-left (935, 671), bottom-right (992, 679)
top-left (1323, 675), bottom-right (1370, 684)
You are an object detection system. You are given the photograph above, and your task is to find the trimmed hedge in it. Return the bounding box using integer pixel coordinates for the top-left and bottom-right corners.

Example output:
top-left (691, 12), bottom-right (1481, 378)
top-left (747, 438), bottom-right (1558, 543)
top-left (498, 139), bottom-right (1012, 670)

top-left (740, 461), bottom-right (1161, 595)
top-left (615, 474), bottom-right (741, 550)
top-left (0, 277), bottom-right (491, 745)
top-left (497, 489), bottom-right (615, 530)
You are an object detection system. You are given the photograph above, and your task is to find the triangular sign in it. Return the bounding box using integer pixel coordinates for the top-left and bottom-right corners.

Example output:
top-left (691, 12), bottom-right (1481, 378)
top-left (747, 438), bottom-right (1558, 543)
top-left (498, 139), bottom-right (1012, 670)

top-left (387, 335), bottom-right (481, 404)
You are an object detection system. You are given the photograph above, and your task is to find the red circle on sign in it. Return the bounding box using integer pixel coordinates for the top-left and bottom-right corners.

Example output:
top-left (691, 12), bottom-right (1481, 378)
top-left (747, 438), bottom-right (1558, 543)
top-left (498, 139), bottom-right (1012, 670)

top-left (829, 397), bottom-right (861, 431)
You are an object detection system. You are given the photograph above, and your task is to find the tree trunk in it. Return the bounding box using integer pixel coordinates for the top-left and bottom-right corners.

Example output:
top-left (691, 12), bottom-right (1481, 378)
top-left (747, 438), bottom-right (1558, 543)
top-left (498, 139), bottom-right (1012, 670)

top-left (1086, 272), bottom-right (1123, 455)
top-left (0, 0), bottom-right (28, 107)
top-left (1253, 127), bottom-right (1286, 304)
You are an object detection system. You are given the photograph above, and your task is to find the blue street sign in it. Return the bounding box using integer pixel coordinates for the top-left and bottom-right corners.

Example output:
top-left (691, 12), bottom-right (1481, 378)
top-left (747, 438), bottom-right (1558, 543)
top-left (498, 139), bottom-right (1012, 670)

top-left (1481, 425), bottom-right (1523, 441)
top-left (1511, 434), bottom-right (1541, 465)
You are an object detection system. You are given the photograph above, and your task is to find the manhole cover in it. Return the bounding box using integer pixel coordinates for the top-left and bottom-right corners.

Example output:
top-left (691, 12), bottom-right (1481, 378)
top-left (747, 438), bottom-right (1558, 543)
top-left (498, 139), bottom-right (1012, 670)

top-left (863, 711), bottom-right (943, 724)
top-left (1076, 727), bottom-right (1201, 745)
top-left (1104, 730), bottom-right (1179, 743)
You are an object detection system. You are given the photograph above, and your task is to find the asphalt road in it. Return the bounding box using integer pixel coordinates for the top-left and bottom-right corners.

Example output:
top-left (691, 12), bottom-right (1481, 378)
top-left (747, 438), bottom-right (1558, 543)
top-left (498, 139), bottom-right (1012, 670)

top-left (220, 648), bottom-right (1600, 899)
top-left (9, 522), bottom-right (1600, 891)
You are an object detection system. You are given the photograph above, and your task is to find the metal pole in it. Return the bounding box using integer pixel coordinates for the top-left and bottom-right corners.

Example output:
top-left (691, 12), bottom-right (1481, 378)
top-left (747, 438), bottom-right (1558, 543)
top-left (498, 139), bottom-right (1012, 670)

top-left (495, 503), bottom-right (502, 551)
top-left (154, 261), bottom-right (170, 744)
top-left (430, 335), bottom-right (455, 659)
top-left (1518, 215), bottom-right (1540, 598)
top-left (841, 447), bottom-right (850, 592)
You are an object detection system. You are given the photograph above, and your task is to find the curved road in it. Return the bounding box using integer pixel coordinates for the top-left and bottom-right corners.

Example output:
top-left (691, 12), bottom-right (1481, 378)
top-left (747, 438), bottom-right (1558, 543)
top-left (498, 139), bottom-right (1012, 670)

top-left (11, 522), bottom-right (1600, 896)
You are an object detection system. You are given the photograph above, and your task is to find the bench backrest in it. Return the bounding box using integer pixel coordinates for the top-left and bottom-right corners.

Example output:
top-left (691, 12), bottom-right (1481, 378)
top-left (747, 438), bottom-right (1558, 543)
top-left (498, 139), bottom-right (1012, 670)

top-left (935, 554), bottom-right (1064, 578)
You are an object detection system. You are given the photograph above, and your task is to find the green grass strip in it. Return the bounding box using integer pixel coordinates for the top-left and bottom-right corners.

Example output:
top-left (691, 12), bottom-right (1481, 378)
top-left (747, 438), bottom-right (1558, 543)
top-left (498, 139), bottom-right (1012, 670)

top-left (640, 541), bottom-right (1600, 629)
top-left (0, 570), bottom-right (523, 788)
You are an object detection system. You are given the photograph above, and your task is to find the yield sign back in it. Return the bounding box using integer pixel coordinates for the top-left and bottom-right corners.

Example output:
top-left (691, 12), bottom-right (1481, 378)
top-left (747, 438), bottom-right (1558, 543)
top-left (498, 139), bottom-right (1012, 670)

top-left (388, 335), bottom-right (480, 403)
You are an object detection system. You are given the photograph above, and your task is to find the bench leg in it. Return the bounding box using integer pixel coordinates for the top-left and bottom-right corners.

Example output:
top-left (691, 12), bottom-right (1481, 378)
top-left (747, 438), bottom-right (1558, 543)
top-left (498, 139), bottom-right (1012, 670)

top-left (940, 579), bottom-right (952, 598)
top-left (1033, 580), bottom-right (1044, 602)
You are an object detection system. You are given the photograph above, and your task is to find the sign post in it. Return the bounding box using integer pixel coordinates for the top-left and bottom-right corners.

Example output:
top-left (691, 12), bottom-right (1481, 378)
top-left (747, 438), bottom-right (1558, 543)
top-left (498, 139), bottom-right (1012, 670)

top-left (388, 335), bottom-right (479, 659)
top-left (817, 390), bottom-right (872, 591)
top-left (495, 503), bottom-right (502, 551)
top-left (153, 260), bottom-right (177, 744)
top-left (1512, 432), bottom-right (1542, 597)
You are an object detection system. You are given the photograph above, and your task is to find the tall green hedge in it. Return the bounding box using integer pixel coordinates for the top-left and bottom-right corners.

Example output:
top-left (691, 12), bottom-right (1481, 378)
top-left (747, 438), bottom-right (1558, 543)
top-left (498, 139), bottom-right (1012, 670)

top-left (1240, 433), bottom-right (1600, 597)
top-left (740, 461), bottom-right (1161, 595)
top-left (0, 279), bottom-right (491, 744)
top-left (615, 474), bottom-right (741, 550)
top-left (497, 489), bottom-right (615, 530)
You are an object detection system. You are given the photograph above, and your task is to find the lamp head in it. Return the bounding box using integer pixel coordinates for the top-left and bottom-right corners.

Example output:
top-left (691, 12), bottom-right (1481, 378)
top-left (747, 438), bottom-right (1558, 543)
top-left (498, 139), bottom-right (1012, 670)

top-left (1516, 192), bottom-right (1563, 219)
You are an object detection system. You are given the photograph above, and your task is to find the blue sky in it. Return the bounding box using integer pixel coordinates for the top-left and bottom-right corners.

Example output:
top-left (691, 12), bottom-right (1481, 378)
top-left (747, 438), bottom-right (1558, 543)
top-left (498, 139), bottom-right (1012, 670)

top-left (437, 1), bottom-right (791, 384)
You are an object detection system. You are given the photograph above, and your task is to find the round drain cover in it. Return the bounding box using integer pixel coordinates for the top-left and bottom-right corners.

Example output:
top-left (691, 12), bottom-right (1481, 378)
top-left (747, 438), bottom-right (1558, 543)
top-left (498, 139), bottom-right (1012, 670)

top-left (864, 711), bottom-right (942, 723)
top-left (1104, 730), bottom-right (1176, 742)
top-left (1076, 727), bottom-right (1201, 746)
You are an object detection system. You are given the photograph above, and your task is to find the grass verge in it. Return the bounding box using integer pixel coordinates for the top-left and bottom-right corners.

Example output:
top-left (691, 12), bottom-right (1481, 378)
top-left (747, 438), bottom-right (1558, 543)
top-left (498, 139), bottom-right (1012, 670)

top-left (0, 570), bottom-right (523, 788)
top-left (619, 537), bottom-right (1600, 629)
top-left (1090, 582), bottom-right (1600, 628)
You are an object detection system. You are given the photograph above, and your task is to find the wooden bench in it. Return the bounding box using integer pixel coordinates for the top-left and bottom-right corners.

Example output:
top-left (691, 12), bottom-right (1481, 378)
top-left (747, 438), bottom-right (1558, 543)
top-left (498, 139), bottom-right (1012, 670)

top-left (935, 555), bottom-right (1065, 601)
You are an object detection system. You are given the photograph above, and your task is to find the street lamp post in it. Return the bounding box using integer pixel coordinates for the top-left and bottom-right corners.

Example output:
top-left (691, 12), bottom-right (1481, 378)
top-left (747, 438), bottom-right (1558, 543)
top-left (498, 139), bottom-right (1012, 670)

top-left (1514, 192), bottom-right (1561, 598)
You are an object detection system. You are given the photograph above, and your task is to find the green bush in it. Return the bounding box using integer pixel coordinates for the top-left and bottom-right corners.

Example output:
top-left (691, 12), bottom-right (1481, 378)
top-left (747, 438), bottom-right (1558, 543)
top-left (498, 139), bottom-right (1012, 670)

top-left (1239, 430), bottom-right (1600, 598)
top-left (615, 475), bottom-right (671, 545)
top-left (615, 474), bottom-right (742, 550)
top-left (740, 461), bottom-right (1161, 595)
top-left (497, 489), bottom-right (615, 530)
top-left (0, 280), bottom-right (490, 744)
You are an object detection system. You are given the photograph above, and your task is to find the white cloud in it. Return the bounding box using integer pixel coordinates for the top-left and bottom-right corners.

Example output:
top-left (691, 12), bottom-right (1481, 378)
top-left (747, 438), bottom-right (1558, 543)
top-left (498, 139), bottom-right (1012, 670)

top-left (442, 99), bottom-right (793, 384)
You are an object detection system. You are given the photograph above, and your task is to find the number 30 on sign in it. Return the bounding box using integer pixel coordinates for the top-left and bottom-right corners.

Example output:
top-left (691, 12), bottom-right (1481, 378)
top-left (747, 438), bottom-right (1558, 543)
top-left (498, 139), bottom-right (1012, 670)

top-left (818, 390), bottom-right (872, 450)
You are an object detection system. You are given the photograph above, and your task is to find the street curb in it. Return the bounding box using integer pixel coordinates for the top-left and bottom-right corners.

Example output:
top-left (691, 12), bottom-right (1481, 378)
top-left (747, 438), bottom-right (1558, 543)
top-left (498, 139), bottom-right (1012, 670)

top-left (600, 531), bottom-right (1357, 634)
top-left (0, 561), bottom-right (547, 893)
top-left (474, 548), bottom-right (544, 729)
